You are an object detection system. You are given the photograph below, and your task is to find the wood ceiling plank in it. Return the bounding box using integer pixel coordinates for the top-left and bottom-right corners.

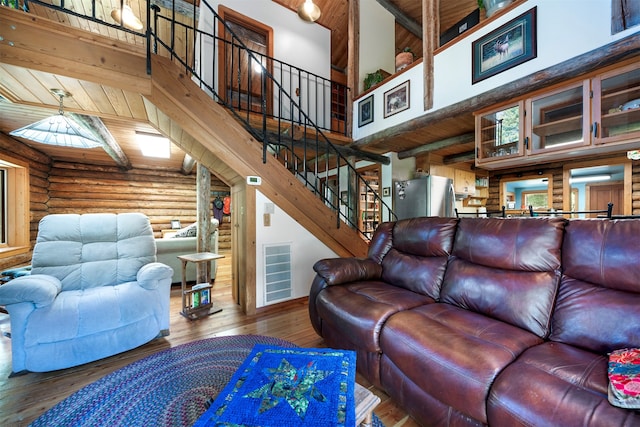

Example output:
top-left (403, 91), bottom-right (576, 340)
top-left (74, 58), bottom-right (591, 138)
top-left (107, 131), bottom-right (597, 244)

top-left (123, 91), bottom-right (148, 121)
top-left (0, 65), bottom-right (41, 104)
top-left (103, 85), bottom-right (134, 118)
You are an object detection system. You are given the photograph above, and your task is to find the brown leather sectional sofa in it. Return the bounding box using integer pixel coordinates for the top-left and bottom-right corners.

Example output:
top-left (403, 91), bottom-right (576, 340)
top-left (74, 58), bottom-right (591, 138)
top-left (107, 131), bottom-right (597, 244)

top-left (309, 217), bottom-right (640, 426)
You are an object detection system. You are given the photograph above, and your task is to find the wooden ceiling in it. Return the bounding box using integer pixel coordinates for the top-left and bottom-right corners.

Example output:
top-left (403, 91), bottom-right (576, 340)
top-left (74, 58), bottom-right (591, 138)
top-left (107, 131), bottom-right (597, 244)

top-left (0, 0), bottom-right (482, 172)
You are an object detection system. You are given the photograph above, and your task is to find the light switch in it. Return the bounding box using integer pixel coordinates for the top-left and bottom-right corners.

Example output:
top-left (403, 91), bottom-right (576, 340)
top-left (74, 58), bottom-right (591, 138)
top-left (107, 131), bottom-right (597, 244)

top-left (263, 213), bottom-right (271, 227)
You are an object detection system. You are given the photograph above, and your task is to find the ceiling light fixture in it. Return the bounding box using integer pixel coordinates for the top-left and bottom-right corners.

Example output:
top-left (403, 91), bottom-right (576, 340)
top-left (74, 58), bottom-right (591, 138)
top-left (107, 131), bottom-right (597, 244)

top-left (297, 0), bottom-right (321, 22)
top-left (111, 2), bottom-right (144, 31)
top-left (10, 89), bottom-right (103, 149)
top-left (136, 131), bottom-right (171, 159)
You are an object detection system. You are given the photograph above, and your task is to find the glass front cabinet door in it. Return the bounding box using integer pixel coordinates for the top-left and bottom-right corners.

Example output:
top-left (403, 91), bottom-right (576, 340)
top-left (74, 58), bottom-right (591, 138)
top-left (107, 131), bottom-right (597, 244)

top-left (593, 63), bottom-right (640, 144)
top-left (475, 101), bottom-right (524, 164)
top-left (526, 81), bottom-right (590, 154)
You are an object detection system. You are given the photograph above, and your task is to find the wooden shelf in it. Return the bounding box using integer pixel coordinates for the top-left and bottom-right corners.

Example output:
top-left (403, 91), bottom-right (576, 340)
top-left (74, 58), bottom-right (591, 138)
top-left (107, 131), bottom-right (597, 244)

top-left (532, 115), bottom-right (583, 137)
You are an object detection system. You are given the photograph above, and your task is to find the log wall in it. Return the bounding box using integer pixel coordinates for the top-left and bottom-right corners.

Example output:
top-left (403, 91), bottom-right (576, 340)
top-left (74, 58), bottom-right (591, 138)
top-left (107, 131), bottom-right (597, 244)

top-left (48, 162), bottom-right (231, 240)
top-left (1, 137), bottom-right (231, 271)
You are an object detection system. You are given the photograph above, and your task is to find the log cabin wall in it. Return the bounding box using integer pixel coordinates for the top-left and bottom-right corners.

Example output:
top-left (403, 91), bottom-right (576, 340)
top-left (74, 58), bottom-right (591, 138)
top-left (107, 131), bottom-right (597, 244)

top-left (0, 135), bottom-right (51, 271)
top-left (47, 162), bottom-right (231, 244)
top-left (0, 136), bottom-right (231, 271)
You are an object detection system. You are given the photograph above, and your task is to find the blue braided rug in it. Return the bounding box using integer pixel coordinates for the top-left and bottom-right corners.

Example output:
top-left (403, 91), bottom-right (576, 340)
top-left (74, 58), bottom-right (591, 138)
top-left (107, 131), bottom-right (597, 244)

top-left (30, 335), bottom-right (386, 427)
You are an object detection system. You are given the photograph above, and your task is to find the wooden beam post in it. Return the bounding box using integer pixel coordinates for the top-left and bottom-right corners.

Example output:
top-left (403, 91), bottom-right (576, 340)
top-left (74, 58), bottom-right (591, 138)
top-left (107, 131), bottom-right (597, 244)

top-left (423, 0), bottom-right (438, 111)
top-left (196, 162), bottom-right (211, 283)
top-left (69, 113), bottom-right (132, 170)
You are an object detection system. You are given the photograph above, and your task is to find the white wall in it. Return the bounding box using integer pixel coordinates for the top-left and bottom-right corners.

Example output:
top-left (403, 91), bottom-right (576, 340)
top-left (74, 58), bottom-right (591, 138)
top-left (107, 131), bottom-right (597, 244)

top-left (197, 1), bottom-right (332, 127)
top-left (359, 0), bottom-right (396, 92)
top-left (254, 190), bottom-right (337, 308)
top-left (353, 0), bottom-right (640, 140)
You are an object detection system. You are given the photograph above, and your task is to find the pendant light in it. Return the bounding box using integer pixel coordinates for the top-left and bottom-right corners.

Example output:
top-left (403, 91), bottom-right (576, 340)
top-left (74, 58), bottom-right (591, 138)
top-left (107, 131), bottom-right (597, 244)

top-left (111, 1), bottom-right (144, 31)
top-left (298, 0), bottom-right (321, 22)
top-left (10, 89), bottom-right (103, 149)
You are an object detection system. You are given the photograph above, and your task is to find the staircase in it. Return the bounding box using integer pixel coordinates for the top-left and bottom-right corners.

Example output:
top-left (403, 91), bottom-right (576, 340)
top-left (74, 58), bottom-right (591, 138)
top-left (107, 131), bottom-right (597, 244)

top-left (0, 2), bottom-right (394, 258)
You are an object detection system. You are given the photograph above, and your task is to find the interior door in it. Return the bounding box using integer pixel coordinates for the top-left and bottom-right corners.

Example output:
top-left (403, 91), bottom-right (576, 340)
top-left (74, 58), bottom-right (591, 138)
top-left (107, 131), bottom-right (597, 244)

top-left (587, 182), bottom-right (624, 216)
top-left (218, 7), bottom-right (273, 115)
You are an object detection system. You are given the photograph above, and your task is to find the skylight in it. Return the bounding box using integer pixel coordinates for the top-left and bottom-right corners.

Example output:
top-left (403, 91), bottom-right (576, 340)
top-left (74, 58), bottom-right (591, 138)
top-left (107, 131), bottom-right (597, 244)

top-left (136, 131), bottom-right (171, 158)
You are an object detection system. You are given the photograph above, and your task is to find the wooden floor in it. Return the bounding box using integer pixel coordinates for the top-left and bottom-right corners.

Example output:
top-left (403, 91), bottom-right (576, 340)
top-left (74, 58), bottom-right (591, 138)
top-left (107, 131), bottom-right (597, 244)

top-left (0, 251), bottom-right (419, 427)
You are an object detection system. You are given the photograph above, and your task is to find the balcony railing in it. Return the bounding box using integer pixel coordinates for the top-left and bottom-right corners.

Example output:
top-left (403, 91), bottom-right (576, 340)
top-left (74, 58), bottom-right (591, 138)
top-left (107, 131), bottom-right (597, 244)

top-left (10, 0), bottom-right (396, 239)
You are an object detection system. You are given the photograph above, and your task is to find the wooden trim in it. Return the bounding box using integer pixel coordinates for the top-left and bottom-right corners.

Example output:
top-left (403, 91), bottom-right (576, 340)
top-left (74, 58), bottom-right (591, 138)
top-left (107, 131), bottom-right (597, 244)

top-left (217, 5), bottom-right (274, 116)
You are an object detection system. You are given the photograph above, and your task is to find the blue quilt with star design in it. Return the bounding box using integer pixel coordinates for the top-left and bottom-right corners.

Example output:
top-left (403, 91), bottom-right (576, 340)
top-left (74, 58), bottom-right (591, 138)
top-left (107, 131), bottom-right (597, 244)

top-left (193, 345), bottom-right (356, 427)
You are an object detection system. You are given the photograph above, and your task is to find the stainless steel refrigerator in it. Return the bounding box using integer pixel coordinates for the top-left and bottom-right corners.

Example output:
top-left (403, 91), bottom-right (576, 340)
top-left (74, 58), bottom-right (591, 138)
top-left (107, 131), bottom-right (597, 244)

top-left (394, 176), bottom-right (455, 219)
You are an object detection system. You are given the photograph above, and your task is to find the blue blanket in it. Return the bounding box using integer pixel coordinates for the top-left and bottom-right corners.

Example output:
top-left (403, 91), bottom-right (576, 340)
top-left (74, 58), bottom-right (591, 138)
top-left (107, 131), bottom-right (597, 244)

top-left (193, 345), bottom-right (356, 427)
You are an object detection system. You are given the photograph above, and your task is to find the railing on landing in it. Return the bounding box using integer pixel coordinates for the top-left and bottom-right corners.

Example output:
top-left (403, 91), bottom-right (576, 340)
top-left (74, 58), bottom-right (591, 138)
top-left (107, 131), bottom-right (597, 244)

top-left (12, 0), bottom-right (396, 239)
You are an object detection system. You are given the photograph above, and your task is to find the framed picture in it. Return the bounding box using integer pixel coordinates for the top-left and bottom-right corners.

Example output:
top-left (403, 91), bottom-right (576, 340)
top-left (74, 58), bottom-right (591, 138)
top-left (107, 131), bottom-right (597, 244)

top-left (382, 187), bottom-right (391, 197)
top-left (170, 219), bottom-right (181, 229)
top-left (472, 7), bottom-right (537, 84)
top-left (358, 95), bottom-right (374, 127)
top-left (384, 80), bottom-right (410, 118)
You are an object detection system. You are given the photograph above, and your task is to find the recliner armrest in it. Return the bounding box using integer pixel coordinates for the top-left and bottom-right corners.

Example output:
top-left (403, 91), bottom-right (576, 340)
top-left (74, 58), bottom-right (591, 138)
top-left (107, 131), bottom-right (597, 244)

top-left (0, 274), bottom-right (62, 307)
top-left (313, 258), bottom-right (382, 285)
top-left (137, 262), bottom-right (174, 289)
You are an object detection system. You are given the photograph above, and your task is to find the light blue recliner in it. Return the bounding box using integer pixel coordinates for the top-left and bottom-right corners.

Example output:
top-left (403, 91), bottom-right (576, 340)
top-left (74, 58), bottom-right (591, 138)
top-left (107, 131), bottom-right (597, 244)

top-left (0, 213), bottom-right (173, 374)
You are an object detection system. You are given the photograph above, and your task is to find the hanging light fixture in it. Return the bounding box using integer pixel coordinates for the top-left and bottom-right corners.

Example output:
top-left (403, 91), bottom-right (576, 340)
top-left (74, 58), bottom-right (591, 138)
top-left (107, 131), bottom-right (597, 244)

top-left (297, 0), bottom-right (321, 22)
top-left (10, 89), bottom-right (103, 149)
top-left (111, 1), bottom-right (144, 31)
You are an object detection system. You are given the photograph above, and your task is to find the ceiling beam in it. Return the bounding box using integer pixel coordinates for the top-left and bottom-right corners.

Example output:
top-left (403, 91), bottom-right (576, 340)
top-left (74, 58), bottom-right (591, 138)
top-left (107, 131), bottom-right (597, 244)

top-left (398, 132), bottom-right (475, 159)
top-left (443, 151), bottom-right (475, 164)
top-left (375, 0), bottom-right (422, 39)
top-left (181, 153), bottom-right (196, 174)
top-left (69, 113), bottom-right (132, 170)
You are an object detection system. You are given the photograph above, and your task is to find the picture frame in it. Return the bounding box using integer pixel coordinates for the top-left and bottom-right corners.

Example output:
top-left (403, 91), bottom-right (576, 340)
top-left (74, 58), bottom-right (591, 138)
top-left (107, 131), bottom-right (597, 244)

top-left (472, 7), bottom-right (537, 84)
top-left (382, 187), bottom-right (391, 197)
top-left (358, 94), bottom-right (374, 127)
top-left (170, 219), bottom-right (181, 229)
top-left (384, 80), bottom-right (410, 118)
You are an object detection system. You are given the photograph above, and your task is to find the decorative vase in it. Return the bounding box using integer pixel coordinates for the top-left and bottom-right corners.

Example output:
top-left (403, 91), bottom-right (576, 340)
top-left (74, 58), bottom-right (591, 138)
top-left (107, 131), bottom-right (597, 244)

top-left (395, 52), bottom-right (414, 72)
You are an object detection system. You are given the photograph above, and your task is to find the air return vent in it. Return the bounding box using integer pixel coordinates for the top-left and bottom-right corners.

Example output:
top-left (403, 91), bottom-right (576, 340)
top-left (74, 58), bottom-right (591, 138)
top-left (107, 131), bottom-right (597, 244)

top-left (263, 244), bottom-right (292, 304)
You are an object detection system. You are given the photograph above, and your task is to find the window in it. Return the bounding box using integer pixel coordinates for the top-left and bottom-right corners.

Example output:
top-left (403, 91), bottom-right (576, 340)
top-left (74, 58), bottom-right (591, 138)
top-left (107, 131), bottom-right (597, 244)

top-left (0, 155), bottom-right (30, 256)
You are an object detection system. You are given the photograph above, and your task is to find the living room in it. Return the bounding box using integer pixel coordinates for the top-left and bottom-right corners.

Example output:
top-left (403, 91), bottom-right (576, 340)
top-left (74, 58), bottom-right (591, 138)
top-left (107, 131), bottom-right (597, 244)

top-left (0, 0), bottom-right (639, 425)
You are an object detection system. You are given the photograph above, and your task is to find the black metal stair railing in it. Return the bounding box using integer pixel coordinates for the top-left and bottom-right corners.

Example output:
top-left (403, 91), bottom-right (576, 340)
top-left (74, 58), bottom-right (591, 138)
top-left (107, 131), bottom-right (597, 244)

top-left (150, 0), bottom-right (395, 239)
top-left (11, 0), bottom-right (396, 239)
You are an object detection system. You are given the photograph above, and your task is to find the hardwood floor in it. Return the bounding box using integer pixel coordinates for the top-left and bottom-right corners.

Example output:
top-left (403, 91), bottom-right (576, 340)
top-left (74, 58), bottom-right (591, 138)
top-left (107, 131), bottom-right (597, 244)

top-left (0, 251), bottom-right (418, 427)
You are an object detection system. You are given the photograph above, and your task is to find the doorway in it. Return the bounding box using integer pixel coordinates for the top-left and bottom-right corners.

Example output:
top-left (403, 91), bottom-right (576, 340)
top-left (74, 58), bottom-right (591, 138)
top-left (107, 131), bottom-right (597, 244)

top-left (587, 182), bottom-right (624, 216)
top-left (217, 6), bottom-right (273, 115)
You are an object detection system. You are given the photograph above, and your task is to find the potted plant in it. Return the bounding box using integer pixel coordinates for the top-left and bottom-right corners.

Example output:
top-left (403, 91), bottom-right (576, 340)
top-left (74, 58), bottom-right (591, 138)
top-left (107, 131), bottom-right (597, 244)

top-left (363, 69), bottom-right (387, 91)
top-left (395, 47), bottom-right (414, 72)
top-left (478, 0), bottom-right (514, 18)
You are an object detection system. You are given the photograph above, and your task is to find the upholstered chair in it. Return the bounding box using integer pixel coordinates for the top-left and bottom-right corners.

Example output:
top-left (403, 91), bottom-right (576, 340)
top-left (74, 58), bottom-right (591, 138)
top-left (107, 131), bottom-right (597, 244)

top-left (0, 213), bottom-right (173, 375)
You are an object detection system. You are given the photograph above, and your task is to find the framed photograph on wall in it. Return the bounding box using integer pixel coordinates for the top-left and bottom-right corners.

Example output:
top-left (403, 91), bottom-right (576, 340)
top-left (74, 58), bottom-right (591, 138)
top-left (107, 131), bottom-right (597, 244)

top-left (472, 7), bottom-right (537, 84)
top-left (384, 80), bottom-right (410, 118)
top-left (358, 94), bottom-right (374, 127)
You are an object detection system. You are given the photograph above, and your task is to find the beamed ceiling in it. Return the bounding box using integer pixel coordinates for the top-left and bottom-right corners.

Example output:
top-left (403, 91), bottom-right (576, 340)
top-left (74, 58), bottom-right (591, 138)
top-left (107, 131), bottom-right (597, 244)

top-left (0, 0), bottom-right (493, 173)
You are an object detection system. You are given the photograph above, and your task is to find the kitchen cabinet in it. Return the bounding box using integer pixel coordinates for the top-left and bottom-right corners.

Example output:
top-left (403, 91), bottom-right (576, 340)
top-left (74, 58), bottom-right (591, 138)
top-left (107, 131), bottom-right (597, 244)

top-left (454, 169), bottom-right (476, 196)
top-left (475, 102), bottom-right (524, 165)
top-left (475, 62), bottom-right (640, 169)
top-left (464, 176), bottom-right (489, 207)
top-left (593, 63), bottom-right (640, 143)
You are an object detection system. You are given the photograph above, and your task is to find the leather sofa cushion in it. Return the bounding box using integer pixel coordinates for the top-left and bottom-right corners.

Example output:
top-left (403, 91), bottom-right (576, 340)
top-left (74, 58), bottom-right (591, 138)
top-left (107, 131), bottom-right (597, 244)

top-left (380, 303), bottom-right (543, 424)
top-left (380, 217), bottom-right (458, 299)
top-left (450, 217), bottom-right (564, 271)
top-left (487, 342), bottom-right (640, 426)
top-left (441, 217), bottom-right (565, 338)
top-left (316, 280), bottom-right (433, 352)
top-left (551, 219), bottom-right (640, 352)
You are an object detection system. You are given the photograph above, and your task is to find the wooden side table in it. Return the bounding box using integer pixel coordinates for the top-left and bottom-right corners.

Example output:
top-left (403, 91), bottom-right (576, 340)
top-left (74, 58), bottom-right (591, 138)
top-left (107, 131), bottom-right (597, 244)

top-left (177, 252), bottom-right (225, 320)
top-left (355, 383), bottom-right (381, 427)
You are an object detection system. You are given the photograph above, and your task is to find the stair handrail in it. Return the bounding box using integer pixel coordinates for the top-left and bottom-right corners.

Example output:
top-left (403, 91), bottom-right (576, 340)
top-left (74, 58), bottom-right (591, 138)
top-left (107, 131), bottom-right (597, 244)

top-left (11, 0), bottom-right (396, 239)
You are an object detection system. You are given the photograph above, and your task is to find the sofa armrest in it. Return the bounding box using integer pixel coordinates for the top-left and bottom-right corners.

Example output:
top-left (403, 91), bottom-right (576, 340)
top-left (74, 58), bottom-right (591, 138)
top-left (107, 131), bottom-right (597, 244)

top-left (313, 258), bottom-right (382, 285)
top-left (137, 262), bottom-right (174, 290)
top-left (0, 274), bottom-right (62, 308)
